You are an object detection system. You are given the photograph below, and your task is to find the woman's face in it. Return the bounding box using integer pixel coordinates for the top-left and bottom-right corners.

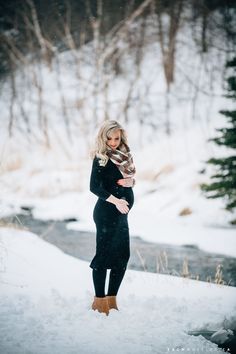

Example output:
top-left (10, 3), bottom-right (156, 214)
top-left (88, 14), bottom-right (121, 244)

top-left (106, 129), bottom-right (121, 150)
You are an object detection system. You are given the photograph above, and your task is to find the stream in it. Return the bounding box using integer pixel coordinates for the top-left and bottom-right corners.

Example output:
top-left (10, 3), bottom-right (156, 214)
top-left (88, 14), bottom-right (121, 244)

top-left (2, 210), bottom-right (236, 287)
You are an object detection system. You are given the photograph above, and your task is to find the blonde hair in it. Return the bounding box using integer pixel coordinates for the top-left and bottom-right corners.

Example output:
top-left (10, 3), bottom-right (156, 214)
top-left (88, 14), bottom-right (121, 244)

top-left (90, 120), bottom-right (130, 166)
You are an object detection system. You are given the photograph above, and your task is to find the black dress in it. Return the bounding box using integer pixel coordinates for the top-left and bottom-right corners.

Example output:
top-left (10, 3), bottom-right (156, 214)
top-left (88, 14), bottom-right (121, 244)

top-left (89, 156), bottom-right (134, 270)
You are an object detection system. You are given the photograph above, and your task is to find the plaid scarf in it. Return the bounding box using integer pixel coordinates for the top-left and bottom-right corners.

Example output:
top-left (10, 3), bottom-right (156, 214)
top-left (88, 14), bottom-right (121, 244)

top-left (107, 144), bottom-right (136, 178)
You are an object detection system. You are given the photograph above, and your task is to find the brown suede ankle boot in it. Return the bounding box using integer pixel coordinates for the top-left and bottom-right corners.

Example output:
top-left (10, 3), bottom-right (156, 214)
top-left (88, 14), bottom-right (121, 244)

top-left (106, 296), bottom-right (119, 310)
top-left (91, 296), bottom-right (109, 316)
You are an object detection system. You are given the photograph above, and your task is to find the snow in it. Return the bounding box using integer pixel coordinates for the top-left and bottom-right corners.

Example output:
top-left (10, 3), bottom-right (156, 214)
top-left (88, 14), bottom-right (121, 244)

top-left (1, 226), bottom-right (235, 354)
top-left (211, 329), bottom-right (234, 345)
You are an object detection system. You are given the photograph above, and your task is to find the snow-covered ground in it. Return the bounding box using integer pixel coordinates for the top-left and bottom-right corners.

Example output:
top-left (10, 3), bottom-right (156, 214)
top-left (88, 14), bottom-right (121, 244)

top-left (0, 226), bottom-right (235, 354)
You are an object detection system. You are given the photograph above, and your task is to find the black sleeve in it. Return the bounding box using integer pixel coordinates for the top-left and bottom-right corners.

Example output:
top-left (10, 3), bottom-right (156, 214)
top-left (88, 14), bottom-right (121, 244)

top-left (89, 157), bottom-right (111, 201)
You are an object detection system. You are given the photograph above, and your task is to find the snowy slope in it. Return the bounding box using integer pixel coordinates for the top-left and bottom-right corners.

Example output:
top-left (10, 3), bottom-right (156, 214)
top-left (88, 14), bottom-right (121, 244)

top-left (0, 226), bottom-right (235, 354)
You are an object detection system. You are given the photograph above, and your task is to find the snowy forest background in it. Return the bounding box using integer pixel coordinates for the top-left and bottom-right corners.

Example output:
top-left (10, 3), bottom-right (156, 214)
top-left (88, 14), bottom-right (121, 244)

top-left (1, 0), bottom-right (236, 275)
top-left (1, 0), bottom-right (235, 152)
top-left (1, 1), bottom-right (236, 353)
top-left (0, 0), bottom-right (236, 268)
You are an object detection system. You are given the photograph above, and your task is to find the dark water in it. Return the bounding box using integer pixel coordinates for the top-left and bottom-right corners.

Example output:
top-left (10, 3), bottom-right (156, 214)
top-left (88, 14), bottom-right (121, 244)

top-left (188, 330), bottom-right (236, 353)
top-left (2, 211), bottom-right (236, 287)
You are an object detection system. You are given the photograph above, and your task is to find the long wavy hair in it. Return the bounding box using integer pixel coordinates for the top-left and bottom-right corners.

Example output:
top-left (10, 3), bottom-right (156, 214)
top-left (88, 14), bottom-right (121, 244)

top-left (90, 120), bottom-right (130, 166)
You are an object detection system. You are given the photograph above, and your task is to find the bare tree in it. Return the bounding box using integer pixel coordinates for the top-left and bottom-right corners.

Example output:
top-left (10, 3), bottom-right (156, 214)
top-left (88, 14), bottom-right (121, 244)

top-left (156, 0), bottom-right (183, 134)
top-left (1, 0), bottom-right (235, 151)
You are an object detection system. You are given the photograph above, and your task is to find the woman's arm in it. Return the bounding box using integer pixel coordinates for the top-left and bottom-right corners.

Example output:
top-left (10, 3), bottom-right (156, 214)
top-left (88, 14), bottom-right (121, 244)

top-left (117, 177), bottom-right (135, 187)
top-left (89, 157), bottom-right (111, 201)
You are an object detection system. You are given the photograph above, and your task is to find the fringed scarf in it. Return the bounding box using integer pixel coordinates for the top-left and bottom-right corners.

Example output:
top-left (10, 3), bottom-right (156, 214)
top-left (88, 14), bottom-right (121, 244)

top-left (107, 144), bottom-right (136, 178)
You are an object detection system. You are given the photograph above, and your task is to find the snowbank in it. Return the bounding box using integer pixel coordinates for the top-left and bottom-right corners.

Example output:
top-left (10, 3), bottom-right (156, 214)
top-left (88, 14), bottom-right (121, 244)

top-left (0, 226), bottom-right (235, 354)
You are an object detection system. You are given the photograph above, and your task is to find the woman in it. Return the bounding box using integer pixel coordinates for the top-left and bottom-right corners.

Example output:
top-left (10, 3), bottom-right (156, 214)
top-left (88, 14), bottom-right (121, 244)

top-left (89, 120), bottom-right (136, 316)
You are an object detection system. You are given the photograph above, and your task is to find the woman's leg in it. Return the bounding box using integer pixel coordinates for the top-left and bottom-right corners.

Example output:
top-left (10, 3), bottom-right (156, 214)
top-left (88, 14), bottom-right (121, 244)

top-left (107, 267), bottom-right (126, 296)
top-left (92, 268), bottom-right (107, 297)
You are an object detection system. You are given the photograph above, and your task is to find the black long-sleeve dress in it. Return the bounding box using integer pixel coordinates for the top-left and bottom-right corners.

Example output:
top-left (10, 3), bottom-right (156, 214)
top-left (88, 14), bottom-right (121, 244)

top-left (89, 156), bottom-right (134, 270)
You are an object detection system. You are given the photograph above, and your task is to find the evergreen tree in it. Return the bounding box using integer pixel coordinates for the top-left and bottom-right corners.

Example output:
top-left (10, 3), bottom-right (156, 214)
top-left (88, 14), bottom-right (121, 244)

top-left (201, 57), bottom-right (236, 214)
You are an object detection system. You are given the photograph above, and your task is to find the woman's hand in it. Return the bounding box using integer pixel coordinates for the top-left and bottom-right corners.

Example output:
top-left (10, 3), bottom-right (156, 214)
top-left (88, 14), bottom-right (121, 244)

top-left (117, 178), bottom-right (135, 187)
top-left (106, 195), bottom-right (129, 214)
top-left (115, 198), bottom-right (129, 214)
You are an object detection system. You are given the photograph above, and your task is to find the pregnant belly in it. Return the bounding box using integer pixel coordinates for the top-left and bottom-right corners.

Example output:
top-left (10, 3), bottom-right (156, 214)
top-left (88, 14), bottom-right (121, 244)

top-left (120, 188), bottom-right (134, 209)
